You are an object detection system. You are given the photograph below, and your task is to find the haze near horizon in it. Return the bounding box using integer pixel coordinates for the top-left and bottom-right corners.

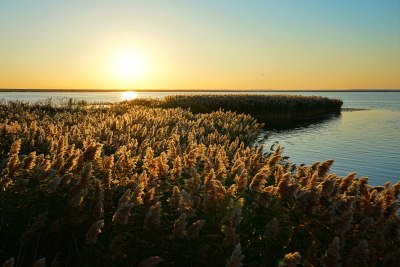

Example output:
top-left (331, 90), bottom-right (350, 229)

top-left (1, 0), bottom-right (399, 90)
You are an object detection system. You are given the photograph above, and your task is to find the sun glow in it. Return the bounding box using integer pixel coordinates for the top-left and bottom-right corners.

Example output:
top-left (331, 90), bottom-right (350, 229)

top-left (111, 50), bottom-right (148, 83)
top-left (122, 91), bottom-right (138, 100)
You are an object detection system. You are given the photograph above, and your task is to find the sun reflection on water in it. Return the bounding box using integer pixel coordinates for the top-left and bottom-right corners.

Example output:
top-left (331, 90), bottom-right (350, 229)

top-left (121, 91), bottom-right (138, 101)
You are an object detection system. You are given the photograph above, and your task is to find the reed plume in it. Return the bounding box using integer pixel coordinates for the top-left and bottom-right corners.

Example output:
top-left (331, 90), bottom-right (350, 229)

top-left (155, 152), bottom-right (169, 177)
top-left (170, 156), bottom-right (182, 180)
top-left (221, 225), bottom-right (239, 246)
top-left (234, 169), bottom-right (248, 193)
top-left (322, 236), bottom-right (341, 267)
top-left (113, 189), bottom-right (134, 225)
top-left (1, 258), bottom-right (14, 267)
top-left (226, 243), bottom-right (244, 267)
top-left (138, 256), bottom-right (164, 267)
top-left (70, 189), bottom-right (88, 207)
top-left (144, 202), bottom-right (162, 229)
top-left (186, 220), bottom-right (206, 240)
top-left (72, 162), bottom-right (92, 194)
top-left (168, 186), bottom-right (181, 208)
top-left (249, 166), bottom-right (270, 192)
top-left (132, 181), bottom-right (145, 206)
top-left (293, 187), bottom-right (320, 215)
top-left (9, 138), bottom-right (21, 155)
top-left (267, 146), bottom-right (281, 168)
top-left (32, 258), bottom-right (46, 267)
top-left (317, 159), bottom-right (334, 177)
top-left (279, 252), bottom-right (301, 267)
top-left (172, 213), bottom-right (187, 238)
top-left (86, 219), bottom-right (104, 244)
top-left (93, 178), bottom-right (104, 219)
top-left (21, 151), bottom-right (36, 171)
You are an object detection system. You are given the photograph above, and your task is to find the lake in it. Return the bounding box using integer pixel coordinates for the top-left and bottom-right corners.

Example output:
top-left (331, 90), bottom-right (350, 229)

top-left (1, 91), bottom-right (399, 185)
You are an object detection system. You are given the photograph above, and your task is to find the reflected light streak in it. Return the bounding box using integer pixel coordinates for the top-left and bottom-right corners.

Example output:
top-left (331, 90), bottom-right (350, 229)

top-left (121, 91), bottom-right (138, 100)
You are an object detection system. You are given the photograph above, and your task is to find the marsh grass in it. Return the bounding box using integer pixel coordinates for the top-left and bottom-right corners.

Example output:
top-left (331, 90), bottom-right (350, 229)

top-left (0, 100), bottom-right (398, 267)
top-left (127, 94), bottom-right (343, 123)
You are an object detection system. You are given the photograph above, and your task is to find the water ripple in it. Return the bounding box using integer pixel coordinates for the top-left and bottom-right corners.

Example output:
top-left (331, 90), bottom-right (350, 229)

top-left (266, 110), bottom-right (400, 185)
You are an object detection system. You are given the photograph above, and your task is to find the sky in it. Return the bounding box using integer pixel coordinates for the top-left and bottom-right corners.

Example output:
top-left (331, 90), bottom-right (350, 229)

top-left (0, 0), bottom-right (399, 90)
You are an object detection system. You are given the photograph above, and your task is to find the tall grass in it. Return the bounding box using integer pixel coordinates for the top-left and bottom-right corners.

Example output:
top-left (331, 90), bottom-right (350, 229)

top-left (127, 94), bottom-right (343, 123)
top-left (0, 100), bottom-right (398, 266)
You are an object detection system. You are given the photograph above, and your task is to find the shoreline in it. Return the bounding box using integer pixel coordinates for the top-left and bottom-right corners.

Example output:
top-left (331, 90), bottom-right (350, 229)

top-left (341, 108), bottom-right (369, 112)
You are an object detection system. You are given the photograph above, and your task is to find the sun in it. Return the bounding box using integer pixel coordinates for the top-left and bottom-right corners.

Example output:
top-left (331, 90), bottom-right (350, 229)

top-left (111, 51), bottom-right (147, 82)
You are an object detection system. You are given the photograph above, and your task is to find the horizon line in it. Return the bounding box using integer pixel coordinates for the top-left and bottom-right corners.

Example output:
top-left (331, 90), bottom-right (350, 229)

top-left (1, 88), bottom-right (400, 93)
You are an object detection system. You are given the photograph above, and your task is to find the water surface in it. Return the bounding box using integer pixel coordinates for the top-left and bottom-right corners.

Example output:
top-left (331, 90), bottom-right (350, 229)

top-left (266, 109), bottom-right (400, 185)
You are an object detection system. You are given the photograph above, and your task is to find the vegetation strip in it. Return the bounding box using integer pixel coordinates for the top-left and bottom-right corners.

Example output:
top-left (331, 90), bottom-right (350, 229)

top-left (0, 100), bottom-right (398, 266)
top-left (127, 94), bottom-right (343, 123)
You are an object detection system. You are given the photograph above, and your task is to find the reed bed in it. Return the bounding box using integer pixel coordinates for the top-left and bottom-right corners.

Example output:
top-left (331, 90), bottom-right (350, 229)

top-left (127, 94), bottom-right (343, 123)
top-left (0, 101), bottom-right (398, 267)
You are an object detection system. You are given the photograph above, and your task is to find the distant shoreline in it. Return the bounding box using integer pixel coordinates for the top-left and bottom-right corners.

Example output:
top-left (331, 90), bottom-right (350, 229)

top-left (1, 88), bottom-right (400, 93)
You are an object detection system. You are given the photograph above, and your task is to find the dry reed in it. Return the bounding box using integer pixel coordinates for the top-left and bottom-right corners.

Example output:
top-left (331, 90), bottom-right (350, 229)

top-left (0, 100), bottom-right (398, 266)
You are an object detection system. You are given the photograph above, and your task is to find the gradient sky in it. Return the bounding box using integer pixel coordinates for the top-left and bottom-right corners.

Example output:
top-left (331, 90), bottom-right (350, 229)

top-left (0, 0), bottom-right (399, 90)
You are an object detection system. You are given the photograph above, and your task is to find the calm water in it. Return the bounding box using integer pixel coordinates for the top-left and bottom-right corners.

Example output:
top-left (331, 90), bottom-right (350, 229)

top-left (266, 109), bottom-right (400, 185)
top-left (1, 91), bottom-right (400, 185)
